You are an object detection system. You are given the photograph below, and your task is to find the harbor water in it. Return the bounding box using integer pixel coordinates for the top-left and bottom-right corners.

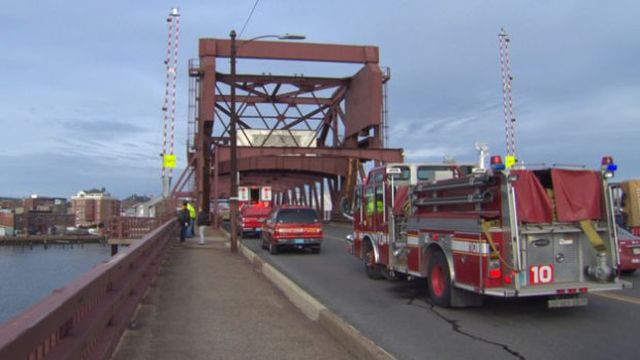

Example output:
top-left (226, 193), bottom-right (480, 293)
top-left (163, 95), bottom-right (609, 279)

top-left (0, 243), bottom-right (111, 323)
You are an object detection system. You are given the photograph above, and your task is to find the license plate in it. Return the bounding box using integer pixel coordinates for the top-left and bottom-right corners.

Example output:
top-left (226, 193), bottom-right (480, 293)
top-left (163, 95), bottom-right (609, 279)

top-left (548, 297), bottom-right (588, 308)
top-left (633, 248), bottom-right (640, 255)
top-left (294, 239), bottom-right (305, 244)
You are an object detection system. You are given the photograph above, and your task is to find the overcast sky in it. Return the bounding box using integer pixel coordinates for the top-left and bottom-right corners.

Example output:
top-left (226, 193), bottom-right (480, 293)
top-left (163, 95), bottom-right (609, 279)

top-left (1, 0), bottom-right (638, 199)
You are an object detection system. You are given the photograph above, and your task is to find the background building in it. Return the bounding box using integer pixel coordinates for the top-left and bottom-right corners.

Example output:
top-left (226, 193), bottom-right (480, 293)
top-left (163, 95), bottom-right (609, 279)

top-left (0, 195), bottom-right (74, 236)
top-left (121, 194), bottom-right (151, 216)
top-left (71, 188), bottom-right (121, 227)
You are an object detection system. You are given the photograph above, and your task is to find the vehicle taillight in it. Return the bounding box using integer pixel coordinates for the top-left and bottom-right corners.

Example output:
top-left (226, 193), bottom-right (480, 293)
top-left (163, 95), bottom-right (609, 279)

top-left (488, 259), bottom-right (501, 279)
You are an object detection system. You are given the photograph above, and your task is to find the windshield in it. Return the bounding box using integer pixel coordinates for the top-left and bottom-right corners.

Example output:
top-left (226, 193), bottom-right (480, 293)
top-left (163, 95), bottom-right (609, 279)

top-left (276, 209), bottom-right (319, 224)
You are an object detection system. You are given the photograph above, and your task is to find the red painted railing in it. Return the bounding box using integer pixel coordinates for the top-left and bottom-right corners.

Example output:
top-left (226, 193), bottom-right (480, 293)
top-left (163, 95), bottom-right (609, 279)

top-left (0, 219), bottom-right (178, 359)
top-left (108, 213), bottom-right (175, 239)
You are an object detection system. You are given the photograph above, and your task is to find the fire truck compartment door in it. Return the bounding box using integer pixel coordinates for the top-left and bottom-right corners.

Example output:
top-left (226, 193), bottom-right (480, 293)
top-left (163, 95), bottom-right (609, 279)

top-left (525, 233), bottom-right (580, 284)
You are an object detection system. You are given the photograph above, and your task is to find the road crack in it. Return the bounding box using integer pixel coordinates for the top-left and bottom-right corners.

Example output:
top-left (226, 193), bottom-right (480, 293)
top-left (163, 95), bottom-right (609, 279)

top-left (408, 297), bottom-right (526, 360)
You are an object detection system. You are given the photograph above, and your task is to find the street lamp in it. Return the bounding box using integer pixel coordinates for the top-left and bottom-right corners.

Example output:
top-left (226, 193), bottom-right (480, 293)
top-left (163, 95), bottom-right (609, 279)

top-left (229, 30), bottom-right (306, 253)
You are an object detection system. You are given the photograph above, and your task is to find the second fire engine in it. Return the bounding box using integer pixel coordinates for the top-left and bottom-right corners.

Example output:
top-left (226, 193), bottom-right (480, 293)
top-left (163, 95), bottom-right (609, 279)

top-left (346, 152), bottom-right (628, 308)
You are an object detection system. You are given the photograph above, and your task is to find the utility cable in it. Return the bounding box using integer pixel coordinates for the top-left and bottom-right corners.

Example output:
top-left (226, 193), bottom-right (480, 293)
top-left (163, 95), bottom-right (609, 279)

top-left (239, 0), bottom-right (260, 38)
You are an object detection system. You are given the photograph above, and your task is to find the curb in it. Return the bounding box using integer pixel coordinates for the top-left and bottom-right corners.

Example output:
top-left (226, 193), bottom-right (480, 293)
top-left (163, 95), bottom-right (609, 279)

top-left (221, 228), bottom-right (394, 360)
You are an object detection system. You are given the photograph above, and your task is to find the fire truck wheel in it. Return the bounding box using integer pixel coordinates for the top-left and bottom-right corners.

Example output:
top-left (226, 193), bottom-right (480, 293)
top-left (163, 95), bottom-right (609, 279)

top-left (428, 251), bottom-right (452, 307)
top-left (364, 242), bottom-right (384, 280)
top-left (269, 242), bottom-right (279, 255)
top-left (621, 269), bottom-right (637, 275)
top-left (311, 246), bottom-right (321, 254)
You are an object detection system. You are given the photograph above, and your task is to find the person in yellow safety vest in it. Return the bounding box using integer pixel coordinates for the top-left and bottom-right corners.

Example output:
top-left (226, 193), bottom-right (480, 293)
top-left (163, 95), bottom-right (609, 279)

top-left (187, 201), bottom-right (197, 237)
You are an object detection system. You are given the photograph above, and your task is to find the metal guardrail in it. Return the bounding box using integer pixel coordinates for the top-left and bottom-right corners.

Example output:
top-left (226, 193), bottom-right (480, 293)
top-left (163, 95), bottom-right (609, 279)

top-left (108, 213), bottom-right (175, 239)
top-left (0, 219), bottom-right (178, 359)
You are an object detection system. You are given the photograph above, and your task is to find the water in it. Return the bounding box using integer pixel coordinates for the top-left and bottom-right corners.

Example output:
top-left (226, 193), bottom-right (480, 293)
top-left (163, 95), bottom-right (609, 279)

top-left (0, 243), bottom-right (111, 324)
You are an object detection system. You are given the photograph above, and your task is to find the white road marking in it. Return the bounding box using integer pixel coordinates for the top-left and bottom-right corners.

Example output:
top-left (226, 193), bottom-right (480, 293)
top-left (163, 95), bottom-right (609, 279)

top-left (592, 292), bottom-right (640, 305)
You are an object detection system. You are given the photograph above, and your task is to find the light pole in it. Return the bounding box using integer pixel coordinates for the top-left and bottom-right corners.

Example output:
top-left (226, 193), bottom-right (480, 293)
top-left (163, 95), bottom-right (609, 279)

top-left (228, 30), bottom-right (305, 253)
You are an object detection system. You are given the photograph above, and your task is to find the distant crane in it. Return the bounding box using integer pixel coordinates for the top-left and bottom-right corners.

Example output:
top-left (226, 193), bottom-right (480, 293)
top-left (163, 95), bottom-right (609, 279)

top-left (498, 28), bottom-right (517, 167)
top-left (161, 7), bottom-right (180, 197)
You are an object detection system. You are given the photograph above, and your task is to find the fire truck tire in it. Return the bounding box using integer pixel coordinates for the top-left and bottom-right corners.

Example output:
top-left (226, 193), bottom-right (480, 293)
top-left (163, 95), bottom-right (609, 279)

top-left (269, 242), bottom-right (279, 255)
top-left (621, 269), bottom-right (637, 275)
top-left (427, 251), bottom-right (452, 307)
top-left (363, 241), bottom-right (384, 280)
top-left (311, 246), bottom-right (321, 254)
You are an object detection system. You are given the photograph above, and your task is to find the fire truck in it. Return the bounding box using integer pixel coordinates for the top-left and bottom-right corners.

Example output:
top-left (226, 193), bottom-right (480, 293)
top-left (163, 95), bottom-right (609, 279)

top-left (237, 185), bottom-right (273, 237)
top-left (345, 154), bottom-right (629, 308)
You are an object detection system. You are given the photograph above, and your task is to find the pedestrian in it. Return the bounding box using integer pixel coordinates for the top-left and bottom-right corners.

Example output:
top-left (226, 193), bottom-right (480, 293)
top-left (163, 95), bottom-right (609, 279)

top-left (196, 208), bottom-right (209, 245)
top-left (178, 202), bottom-right (190, 243)
top-left (186, 201), bottom-right (196, 237)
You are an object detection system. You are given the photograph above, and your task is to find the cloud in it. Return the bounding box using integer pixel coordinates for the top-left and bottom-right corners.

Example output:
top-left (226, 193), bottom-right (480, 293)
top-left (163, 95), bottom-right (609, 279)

top-left (1, 0), bottom-right (640, 200)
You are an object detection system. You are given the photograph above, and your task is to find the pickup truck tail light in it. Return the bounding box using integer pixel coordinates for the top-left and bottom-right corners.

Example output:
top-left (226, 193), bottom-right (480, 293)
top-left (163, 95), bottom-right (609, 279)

top-left (275, 227), bottom-right (322, 235)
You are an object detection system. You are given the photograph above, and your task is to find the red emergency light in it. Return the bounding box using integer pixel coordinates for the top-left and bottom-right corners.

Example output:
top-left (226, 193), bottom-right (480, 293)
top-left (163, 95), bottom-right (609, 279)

top-left (601, 155), bottom-right (617, 177)
top-left (601, 156), bottom-right (614, 165)
top-left (490, 155), bottom-right (505, 171)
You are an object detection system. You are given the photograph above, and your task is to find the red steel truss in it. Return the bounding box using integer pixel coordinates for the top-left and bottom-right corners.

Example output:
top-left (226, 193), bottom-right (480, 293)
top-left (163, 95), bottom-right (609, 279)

top-left (174, 38), bottom-right (403, 216)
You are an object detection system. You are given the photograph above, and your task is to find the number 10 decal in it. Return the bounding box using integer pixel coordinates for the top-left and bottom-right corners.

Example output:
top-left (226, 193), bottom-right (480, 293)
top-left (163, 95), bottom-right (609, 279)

top-left (529, 264), bottom-right (554, 285)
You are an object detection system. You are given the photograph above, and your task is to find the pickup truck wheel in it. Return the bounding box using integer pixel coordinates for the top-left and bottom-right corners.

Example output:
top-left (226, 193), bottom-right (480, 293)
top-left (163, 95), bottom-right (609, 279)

top-left (269, 242), bottom-right (279, 255)
top-left (428, 251), bottom-right (452, 307)
top-left (364, 242), bottom-right (384, 280)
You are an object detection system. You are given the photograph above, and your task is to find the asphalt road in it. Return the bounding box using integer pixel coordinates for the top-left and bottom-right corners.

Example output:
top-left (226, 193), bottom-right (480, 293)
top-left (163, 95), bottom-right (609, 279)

top-left (240, 223), bottom-right (640, 360)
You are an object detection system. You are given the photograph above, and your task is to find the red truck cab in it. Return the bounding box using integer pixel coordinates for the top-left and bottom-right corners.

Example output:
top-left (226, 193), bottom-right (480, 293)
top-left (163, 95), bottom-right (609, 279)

top-left (261, 207), bottom-right (323, 254)
top-left (239, 205), bottom-right (271, 238)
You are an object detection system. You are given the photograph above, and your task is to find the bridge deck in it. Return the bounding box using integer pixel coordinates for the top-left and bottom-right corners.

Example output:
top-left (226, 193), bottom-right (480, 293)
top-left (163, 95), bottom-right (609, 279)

top-left (111, 228), bottom-right (353, 360)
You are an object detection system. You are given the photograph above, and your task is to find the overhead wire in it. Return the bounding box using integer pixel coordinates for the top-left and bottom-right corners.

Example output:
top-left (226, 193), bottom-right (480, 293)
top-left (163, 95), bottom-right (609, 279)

top-left (239, 0), bottom-right (260, 38)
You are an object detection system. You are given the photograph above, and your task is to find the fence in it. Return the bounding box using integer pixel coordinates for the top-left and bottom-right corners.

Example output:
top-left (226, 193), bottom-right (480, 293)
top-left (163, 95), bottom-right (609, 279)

top-left (0, 219), bottom-right (178, 359)
top-left (108, 212), bottom-right (175, 239)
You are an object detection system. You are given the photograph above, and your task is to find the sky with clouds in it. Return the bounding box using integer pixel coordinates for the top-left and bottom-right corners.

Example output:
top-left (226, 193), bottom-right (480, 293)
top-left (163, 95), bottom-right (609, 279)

top-left (1, 0), bottom-right (639, 199)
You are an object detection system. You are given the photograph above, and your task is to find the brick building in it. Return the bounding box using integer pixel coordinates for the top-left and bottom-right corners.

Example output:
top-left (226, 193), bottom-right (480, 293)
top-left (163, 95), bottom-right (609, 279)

top-left (13, 211), bottom-right (75, 235)
top-left (71, 188), bottom-right (121, 227)
top-left (0, 195), bottom-right (73, 236)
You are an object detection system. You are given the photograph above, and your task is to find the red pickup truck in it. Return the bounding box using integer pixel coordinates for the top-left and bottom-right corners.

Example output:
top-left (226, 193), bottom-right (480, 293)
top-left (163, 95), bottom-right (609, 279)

top-left (260, 207), bottom-right (323, 254)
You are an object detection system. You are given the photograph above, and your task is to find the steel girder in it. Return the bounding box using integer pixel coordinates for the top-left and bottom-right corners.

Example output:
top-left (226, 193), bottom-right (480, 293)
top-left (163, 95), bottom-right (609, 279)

top-left (183, 38), bottom-right (402, 213)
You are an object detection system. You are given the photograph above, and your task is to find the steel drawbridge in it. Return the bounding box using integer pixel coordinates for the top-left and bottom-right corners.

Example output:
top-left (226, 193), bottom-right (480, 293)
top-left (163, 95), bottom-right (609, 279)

top-left (173, 38), bottom-right (403, 216)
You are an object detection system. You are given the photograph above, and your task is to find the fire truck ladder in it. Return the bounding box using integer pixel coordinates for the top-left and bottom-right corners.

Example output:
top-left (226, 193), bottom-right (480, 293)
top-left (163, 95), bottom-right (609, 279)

top-left (413, 174), bottom-right (495, 209)
top-left (498, 28), bottom-right (517, 162)
top-left (161, 7), bottom-right (180, 197)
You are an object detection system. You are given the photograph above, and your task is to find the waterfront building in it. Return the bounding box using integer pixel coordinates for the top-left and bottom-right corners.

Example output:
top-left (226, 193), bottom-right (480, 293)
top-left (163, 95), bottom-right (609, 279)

top-left (71, 188), bottom-right (121, 227)
top-left (0, 195), bottom-right (74, 236)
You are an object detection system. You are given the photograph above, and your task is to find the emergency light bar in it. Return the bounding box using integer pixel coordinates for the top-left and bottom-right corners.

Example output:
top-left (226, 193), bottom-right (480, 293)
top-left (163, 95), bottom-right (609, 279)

top-left (490, 155), bottom-right (505, 171)
top-left (601, 156), bottom-right (617, 179)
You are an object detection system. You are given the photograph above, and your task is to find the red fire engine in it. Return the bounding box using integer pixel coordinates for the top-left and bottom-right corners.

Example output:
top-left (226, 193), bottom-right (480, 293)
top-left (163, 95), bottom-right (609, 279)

top-left (346, 155), bottom-right (628, 308)
top-left (237, 185), bottom-right (273, 237)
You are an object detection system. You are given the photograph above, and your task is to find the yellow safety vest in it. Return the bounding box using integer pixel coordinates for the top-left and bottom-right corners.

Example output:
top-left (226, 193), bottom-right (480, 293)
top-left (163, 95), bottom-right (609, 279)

top-left (187, 203), bottom-right (196, 219)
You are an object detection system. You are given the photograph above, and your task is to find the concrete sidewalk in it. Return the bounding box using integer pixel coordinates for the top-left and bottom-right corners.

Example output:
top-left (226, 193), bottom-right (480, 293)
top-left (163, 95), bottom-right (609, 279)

top-left (111, 228), bottom-right (354, 360)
